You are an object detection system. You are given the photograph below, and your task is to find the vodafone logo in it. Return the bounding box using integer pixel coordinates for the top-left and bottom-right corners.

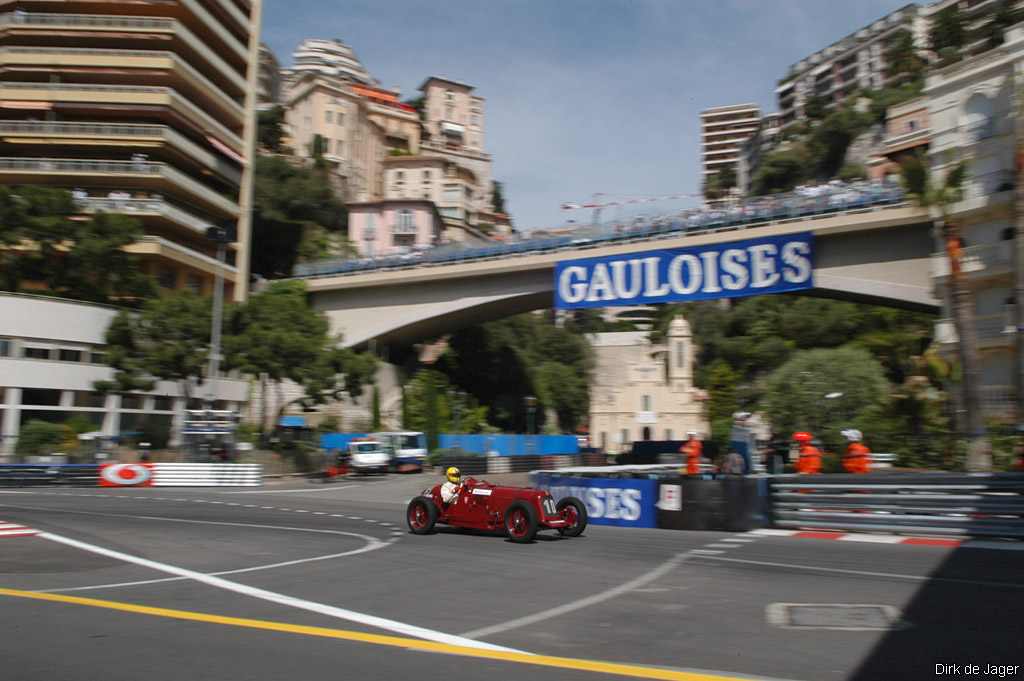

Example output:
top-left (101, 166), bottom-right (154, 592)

top-left (99, 463), bottom-right (154, 487)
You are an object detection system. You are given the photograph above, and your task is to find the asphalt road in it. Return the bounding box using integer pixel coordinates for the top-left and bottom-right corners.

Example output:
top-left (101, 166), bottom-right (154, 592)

top-left (2, 473), bottom-right (1022, 681)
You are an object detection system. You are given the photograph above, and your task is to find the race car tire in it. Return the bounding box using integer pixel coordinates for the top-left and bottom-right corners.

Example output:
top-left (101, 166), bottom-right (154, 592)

top-left (407, 496), bottom-right (437, 535)
top-left (555, 496), bottom-right (588, 537)
top-left (504, 500), bottom-right (538, 543)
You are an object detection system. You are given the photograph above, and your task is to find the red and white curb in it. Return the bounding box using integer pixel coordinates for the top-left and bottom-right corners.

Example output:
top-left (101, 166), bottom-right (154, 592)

top-left (0, 521), bottom-right (39, 538)
top-left (748, 528), bottom-right (963, 547)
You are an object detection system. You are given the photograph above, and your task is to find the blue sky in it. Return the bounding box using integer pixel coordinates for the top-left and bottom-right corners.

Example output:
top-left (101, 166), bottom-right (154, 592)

top-left (260, 0), bottom-right (905, 231)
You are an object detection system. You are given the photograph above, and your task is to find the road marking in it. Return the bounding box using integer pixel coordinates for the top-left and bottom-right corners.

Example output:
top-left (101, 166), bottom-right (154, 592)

top-left (460, 552), bottom-right (690, 639)
top-left (689, 554), bottom-right (1024, 590)
top-left (226, 484), bottom-right (360, 494)
top-left (0, 521), bottom-right (38, 537)
top-left (0, 586), bottom-right (771, 681)
top-left (34, 530), bottom-right (525, 653)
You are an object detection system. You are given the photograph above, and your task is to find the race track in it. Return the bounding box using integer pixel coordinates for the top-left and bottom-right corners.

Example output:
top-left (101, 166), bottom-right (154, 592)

top-left (2, 474), bottom-right (1021, 681)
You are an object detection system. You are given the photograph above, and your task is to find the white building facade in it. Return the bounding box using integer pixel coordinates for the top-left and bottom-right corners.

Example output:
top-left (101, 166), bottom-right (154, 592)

top-left (588, 316), bottom-right (709, 454)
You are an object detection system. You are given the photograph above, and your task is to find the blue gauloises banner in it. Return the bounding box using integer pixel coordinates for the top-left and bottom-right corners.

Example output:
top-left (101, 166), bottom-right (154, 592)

top-left (534, 475), bottom-right (658, 528)
top-left (553, 232), bottom-right (814, 309)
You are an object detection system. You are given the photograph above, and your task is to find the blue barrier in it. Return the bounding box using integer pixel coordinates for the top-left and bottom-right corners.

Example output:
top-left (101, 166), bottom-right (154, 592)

top-left (439, 434), bottom-right (580, 456)
top-left (530, 473), bottom-right (658, 528)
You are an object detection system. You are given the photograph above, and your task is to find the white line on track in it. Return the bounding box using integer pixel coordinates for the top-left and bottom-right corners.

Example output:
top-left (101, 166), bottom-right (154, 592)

top-left (35, 530), bottom-right (529, 655)
top-left (459, 552), bottom-right (691, 640)
top-left (225, 485), bottom-right (360, 494)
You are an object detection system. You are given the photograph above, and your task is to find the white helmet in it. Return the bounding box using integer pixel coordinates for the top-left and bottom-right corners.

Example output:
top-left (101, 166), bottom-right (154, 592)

top-left (841, 429), bottom-right (862, 442)
top-left (686, 430), bottom-right (700, 438)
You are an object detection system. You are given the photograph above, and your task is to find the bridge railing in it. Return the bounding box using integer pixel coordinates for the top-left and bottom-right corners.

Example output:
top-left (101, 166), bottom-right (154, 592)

top-left (291, 182), bottom-right (910, 280)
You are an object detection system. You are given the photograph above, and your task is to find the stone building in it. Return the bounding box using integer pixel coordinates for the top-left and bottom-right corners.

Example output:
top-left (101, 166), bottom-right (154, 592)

top-left (588, 316), bottom-right (709, 454)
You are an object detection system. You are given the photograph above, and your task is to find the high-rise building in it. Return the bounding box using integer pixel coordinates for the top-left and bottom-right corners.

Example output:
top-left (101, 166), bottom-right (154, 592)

top-left (0, 1), bottom-right (262, 303)
top-left (775, 5), bottom-right (923, 132)
top-left (699, 103), bottom-right (761, 192)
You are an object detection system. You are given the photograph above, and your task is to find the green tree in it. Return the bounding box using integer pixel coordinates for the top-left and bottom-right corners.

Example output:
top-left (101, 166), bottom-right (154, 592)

top-left (96, 291), bottom-right (212, 400)
top-left (929, 5), bottom-right (965, 54)
top-left (222, 281), bottom-right (376, 435)
top-left (16, 419), bottom-right (73, 459)
top-left (899, 153), bottom-right (989, 470)
top-left (752, 148), bottom-right (806, 195)
top-left (256, 105), bottom-right (287, 153)
top-left (491, 180), bottom-right (507, 215)
top-left (979, 1), bottom-right (1024, 51)
top-left (763, 346), bottom-right (889, 454)
top-left (803, 93), bottom-right (831, 122)
top-left (371, 386), bottom-right (381, 431)
top-left (884, 30), bottom-right (926, 86)
top-left (705, 360), bottom-right (741, 423)
top-left (703, 165), bottom-right (737, 200)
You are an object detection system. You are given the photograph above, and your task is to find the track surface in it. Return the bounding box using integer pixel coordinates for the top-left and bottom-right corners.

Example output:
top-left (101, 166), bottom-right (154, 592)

top-left (2, 474), bottom-right (1022, 681)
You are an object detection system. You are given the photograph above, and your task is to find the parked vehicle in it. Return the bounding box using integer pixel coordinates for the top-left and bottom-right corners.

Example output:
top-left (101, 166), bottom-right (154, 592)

top-left (371, 431), bottom-right (427, 472)
top-left (348, 438), bottom-right (389, 475)
top-left (406, 477), bottom-right (587, 543)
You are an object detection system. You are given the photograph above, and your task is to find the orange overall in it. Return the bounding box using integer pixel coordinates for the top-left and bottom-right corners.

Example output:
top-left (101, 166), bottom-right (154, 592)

top-left (795, 444), bottom-right (822, 474)
top-left (843, 442), bottom-right (872, 474)
top-left (681, 439), bottom-right (703, 475)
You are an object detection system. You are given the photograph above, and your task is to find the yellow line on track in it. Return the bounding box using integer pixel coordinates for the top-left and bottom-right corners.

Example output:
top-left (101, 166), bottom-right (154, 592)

top-left (1, 586), bottom-right (760, 681)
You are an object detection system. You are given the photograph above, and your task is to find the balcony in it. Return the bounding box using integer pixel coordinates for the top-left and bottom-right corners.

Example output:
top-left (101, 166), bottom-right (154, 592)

top-left (0, 158), bottom-right (239, 217)
top-left (930, 241), bottom-right (1012, 279)
top-left (76, 195), bottom-right (213, 235)
top-left (936, 314), bottom-right (1016, 347)
top-left (392, 223), bottom-right (416, 235)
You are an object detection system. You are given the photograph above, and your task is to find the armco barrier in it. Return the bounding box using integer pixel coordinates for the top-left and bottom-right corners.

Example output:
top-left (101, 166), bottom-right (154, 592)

top-left (770, 472), bottom-right (1024, 538)
top-left (0, 463), bottom-right (262, 488)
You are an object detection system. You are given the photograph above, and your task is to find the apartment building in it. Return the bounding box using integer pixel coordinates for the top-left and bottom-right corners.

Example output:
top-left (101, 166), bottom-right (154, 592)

top-left (776, 5), bottom-right (924, 131)
top-left (0, 1), bottom-right (261, 303)
top-left (925, 20), bottom-right (1023, 422)
top-left (284, 37), bottom-right (378, 88)
top-left (699, 103), bottom-right (761, 192)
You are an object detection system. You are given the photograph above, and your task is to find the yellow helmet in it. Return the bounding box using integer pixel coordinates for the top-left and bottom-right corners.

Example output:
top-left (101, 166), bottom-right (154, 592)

top-left (446, 466), bottom-right (461, 484)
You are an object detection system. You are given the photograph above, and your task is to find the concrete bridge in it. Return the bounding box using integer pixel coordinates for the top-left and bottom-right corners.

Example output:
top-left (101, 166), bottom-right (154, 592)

top-left (300, 202), bottom-right (935, 350)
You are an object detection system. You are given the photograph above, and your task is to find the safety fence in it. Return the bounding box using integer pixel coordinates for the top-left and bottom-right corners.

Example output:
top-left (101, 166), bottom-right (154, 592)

top-left (0, 463), bottom-right (262, 488)
top-left (769, 473), bottom-right (1024, 539)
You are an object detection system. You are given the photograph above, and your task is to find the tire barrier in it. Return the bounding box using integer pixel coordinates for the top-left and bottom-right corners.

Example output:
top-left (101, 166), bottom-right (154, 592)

top-left (0, 463), bottom-right (262, 488)
top-left (770, 472), bottom-right (1024, 539)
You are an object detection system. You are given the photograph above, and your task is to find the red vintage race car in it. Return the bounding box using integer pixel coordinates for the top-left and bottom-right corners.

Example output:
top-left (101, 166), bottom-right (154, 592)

top-left (406, 477), bottom-right (587, 543)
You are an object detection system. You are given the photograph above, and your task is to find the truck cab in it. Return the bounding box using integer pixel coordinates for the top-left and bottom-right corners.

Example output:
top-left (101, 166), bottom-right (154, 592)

top-left (348, 438), bottom-right (389, 475)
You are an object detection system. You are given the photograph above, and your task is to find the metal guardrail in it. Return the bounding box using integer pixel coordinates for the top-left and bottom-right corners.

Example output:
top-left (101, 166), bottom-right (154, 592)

top-left (770, 473), bottom-right (1024, 538)
top-left (0, 463), bottom-right (261, 487)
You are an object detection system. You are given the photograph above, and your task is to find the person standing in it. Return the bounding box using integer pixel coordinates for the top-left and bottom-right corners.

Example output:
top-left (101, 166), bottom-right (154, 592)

top-left (793, 431), bottom-right (822, 474)
top-left (679, 430), bottom-right (703, 475)
top-left (840, 429), bottom-right (872, 474)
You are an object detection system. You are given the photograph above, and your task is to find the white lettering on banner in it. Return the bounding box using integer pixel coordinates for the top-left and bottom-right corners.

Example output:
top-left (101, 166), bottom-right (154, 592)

top-left (642, 257), bottom-right (669, 297)
top-left (700, 251), bottom-right (722, 293)
top-left (721, 248), bottom-right (749, 290)
top-left (555, 234), bottom-right (813, 308)
top-left (559, 266), bottom-right (588, 303)
top-left (749, 244), bottom-right (780, 288)
top-left (782, 241), bottom-right (812, 283)
top-left (610, 260), bottom-right (643, 299)
top-left (668, 254), bottom-right (701, 294)
top-left (546, 485), bottom-right (643, 521)
top-left (585, 263), bottom-right (615, 302)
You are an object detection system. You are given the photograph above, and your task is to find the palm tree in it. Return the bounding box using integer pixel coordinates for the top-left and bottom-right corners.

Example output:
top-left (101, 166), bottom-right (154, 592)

top-left (899, 153), bottom-right (991, 471)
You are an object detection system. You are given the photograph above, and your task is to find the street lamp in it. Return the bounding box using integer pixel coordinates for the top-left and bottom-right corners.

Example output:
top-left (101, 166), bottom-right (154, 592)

top-left (204, 226), bottom-right (233, 411)
top-left (524, 395), bottom-right (537, 455)
top-left (448, 389), bottom-right (466, 451)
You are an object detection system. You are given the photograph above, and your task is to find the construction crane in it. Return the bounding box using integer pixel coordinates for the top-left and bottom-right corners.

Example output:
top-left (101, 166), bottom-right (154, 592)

top-left (560, 192), bottom-right (703, 228)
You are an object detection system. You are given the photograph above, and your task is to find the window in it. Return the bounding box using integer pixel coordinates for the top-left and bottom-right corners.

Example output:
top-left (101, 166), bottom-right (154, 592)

top-left (396, 171), bottom-right (404, 180)
top-left (90, 352), bottom-right (106, 365)
top-left (445, 90), bottom-right (454, 101)
top-left (184, 275), bottom-right (203, 296)
top-left (676, 342), bottom-right (686, 371)
top-left (23, 347), bottom-right (50, 360)
top-left (445, 105), bottom-right (453, 120)
top-left (364, 213), bottom-right (376, 239)
top-left (58, 349), bottom-right (82, 363)
top-left (325, 110), bottom-right (332, 124)
top-left (0, 339), bottom-right (8, 357)
top-left (443, 183), bottom-right (460, 202)
top-left (120, 394), bottom-right (142, 410)
top-left (396, 210), bottom-right (414, 232)
top-left (22, 388), bottom-right (61, 406)
top-left (641, 394), bottom-right (652, 412)
top-left (336, 113), bottom-right (344, 126)
top-left (74, 391), bottom-right (105, 408)
top-left (423, 169), bottom-right (431, 181)
top-left (157, 268), bottom-right (175, 289)
top-left (665, 429), bottom-right (673, 440)
top-left (335, 139), bottom-right (344, 155)
top-left (153, 395), bottom-right (173, 411)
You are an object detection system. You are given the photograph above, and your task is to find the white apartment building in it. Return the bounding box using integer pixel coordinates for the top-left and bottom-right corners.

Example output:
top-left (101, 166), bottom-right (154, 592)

top-left (700, 103), bottom-right (761, 191)
top-left (776, 5), bottom-right (924, 131)
top-left (925, 21), bottom-right (1024, 422)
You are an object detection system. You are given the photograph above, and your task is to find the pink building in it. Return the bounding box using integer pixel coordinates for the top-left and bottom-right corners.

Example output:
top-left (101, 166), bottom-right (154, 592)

top-left (346, 199), bottom-right (443, 257)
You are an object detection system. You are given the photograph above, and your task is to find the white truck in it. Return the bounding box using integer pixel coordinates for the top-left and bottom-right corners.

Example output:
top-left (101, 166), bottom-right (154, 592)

top-left (347, 438), bottom-right (389, 475)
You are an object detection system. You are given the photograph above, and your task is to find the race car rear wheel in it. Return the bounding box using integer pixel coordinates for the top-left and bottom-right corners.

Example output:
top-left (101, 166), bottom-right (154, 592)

top-left (407, 496), bottom-right (437, 535)
top-left (556, 496), bottom-right (588, 537)
top-left (504, 500), bottom-right (538, 543)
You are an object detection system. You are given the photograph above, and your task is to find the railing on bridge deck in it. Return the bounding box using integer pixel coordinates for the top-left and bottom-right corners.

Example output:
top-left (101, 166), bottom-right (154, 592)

top-left (291, 181), bottom-right (910, 279)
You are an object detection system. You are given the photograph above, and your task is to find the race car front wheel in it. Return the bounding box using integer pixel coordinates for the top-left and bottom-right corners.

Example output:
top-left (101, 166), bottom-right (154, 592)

top-left (407, 496), bottom-right (437, 535)
top-left (556, 496), bottom-right (588, 537)
top-left (504, 501), bottom-right (538, 543)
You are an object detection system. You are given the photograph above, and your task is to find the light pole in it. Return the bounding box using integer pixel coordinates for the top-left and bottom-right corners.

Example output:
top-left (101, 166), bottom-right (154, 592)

top-left (204, 226), bottom-right (232, 411)
top-left (525, 395), bottom-right (537, 455)
top-left (448, 390), bottom-right (466, 451)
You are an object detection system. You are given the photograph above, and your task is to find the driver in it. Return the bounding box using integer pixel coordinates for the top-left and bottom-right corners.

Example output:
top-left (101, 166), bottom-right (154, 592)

top-left (440, 466), bottom-right (462, 505)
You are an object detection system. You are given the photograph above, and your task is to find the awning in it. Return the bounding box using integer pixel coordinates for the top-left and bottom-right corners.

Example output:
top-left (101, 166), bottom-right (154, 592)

top-left (440, 122), bottom-right (464, 136)
top-left (0, 100), bottom-right (52, 110)
top-left (205, 133), bottom-right (248, 167)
